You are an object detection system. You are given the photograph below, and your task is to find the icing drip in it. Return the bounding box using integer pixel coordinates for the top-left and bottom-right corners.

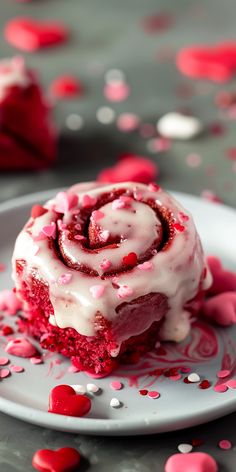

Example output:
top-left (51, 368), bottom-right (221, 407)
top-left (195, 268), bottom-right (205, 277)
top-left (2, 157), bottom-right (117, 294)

top-left (12, 182), bottom-right (211, 344)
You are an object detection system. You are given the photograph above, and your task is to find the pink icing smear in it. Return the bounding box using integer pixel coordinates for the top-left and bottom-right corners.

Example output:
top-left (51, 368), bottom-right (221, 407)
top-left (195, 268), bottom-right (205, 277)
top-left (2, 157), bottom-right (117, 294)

top-left (165, 452), bottom-right (218, 472)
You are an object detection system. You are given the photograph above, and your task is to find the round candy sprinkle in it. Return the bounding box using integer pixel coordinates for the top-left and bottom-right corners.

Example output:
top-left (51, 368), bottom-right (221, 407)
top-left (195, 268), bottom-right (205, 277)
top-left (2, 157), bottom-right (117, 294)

top-left (66, 114), bottom-right (84, 130)
top-left (169, 374), bottom-right (182, 382)
top-left (86, 383), bottom-right (100, 394)
top-left (177, 443), bottom-right (193, 454)
top-left (147, 390), bottom-right (160, 399)
top-left (139, 389), bottom-right (148, 396)
top-left (30, 357), bottom-right (43, 365)
top-left (199, 380), bottom-right (211, 389)
top-left (225, 379), bottom-right (236, 389)
top-left (110, 398), bottom-right (121, 408)
top-left (0, 368), bottom-right (10, 378)
top-left (0, 357), bottom-right (9, 366)
top-left (70, 384), bottom-right (86, 395)
top-left (217, 370), bottom-right (230, 379)
top-left (214, 384), bottom-right (228, 393)
top-left (110, 381), bottom-right (123, 391)
top-left (186, 153), bottom-right (202, 168)
top-left (10, 365), bottom-right (24, 373)
top-left (218, 439), bottom-right (232, 450)
top-left (96, 106), bottom-right (115, 124)
top-left (188, 373), bottom-right (200, 383)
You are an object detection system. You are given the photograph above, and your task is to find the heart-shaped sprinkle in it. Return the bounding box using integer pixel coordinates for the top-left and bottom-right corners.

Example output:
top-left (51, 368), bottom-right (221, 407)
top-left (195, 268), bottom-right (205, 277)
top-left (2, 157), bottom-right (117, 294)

top-left (1, 325), bottom-right (14, 336)
top-left (74, 234), bottom-right (86, 241)
top-left (58, 273), bottom-right (72, 285)
top-left (100, 230), bottom-right (110, 242)
top-left (112, 198), bottom-right (126, 210)
top-left (217, 370), bottom-right (230, 378)
top-left (0, 357), bottom-right (9, 366)
top-left (86, 383), bottom-right (100, 394)
top-left (4, 17), bottom-right (68, 52)
top-left (81, 194), bottom-right (97, 208)
top-left (41, 222), bottom-right (56, 239)
top-left (173, 223), bottom-right (185, 232)
top-left (117, 285), bottom-right (134, 299)
top-left (110, 381), bottom-right (123, 391)
top-left (164, 452), bottom-right (218, 472)
top-left (177, 444), bottom-right (193, 454)
top-left (54, 192), bottom-right (78, 213)
top-left (89, 285), bottom-right (105, 299)
top-left (99, 258), bottom-right (112, 270)
top-left (214, 384), bottom-right (228, 393)
top-left (177, 42), bottom-right (236, 82)
top-left (48, 384), bottom-right (91, 417)
top-left (110, 397), bottom-right (121, 408)
top-left (188, 373), bottom-right (200, 383)
top-left (122, 252), bottom-right (138, 266)
top-left (0, 368), bottom-right (11, 378)
top-left (32, 447), bottom-right (81, 472)
top-left (147, 390), bottom-right (160, 399)
top-left (31, 205), bottom-right (48, 219)
top-left (5, 337), bottom-right (37, 358)
top-left (137, 261), bottom-right (153, 270)
top-left (70, 384), bottom-right (86, 395)
top-left (178, 211), bottom-right (189, 222)
top-left (91, 210), bottom-right (105, 221)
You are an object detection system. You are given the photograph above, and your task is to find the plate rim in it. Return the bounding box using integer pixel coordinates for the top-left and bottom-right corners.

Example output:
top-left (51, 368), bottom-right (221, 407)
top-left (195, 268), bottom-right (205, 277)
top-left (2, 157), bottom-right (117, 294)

top-left (0, 188), bottom-right (236, 435)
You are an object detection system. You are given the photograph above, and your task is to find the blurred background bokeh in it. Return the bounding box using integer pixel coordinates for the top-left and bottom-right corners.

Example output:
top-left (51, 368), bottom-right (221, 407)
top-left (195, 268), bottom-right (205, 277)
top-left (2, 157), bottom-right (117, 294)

top-left (0, 0), bottom-right (235, 204)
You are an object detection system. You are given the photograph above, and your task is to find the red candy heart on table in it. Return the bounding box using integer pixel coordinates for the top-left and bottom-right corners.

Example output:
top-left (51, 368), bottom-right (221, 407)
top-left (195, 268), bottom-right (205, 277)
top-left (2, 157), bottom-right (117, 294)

top-left (32, 447), bottom-right (80, 472)
top-left (165, 452), bottom-right (218, 472)
top-left (4, 17), bottom-right (68, 52)
top-left (50, 75), bottom-right (83, 99)
top-left (48, 385), bottom-right (91, 417)
top-left (176, 42), bottom-right (236, 82)
top-left (207, 256), bottom-right (236, 295)
top-left (97, 154), bottom-right (158, 184)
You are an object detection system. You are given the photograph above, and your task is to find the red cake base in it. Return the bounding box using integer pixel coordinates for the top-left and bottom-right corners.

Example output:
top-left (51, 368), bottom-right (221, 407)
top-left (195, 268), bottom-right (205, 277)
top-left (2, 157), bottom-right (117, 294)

top-left (15, 261), bottom-right (166, 376)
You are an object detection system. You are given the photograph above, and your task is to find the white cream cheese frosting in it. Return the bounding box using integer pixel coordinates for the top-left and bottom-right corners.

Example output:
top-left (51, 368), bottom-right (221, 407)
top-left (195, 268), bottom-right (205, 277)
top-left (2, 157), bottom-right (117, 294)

top-left (12, 182), bottom-right (212, 346)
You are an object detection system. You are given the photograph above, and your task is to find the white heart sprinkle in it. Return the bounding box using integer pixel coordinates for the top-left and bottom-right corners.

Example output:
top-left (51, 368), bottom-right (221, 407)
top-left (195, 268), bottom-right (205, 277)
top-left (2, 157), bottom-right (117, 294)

top-left (70, 384), bottom-right (86, 395)
top-left (86, 383), bottom-right (100, 394)
top-left (110, 398), bottom-right (121, 408)
top-left (178, 443), bottom-right (193, 454)
top-left (188, 373), bottom-right (201, 383)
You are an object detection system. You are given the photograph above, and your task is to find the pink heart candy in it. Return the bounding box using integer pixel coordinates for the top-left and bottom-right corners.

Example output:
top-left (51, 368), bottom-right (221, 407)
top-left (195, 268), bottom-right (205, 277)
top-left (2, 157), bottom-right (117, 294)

top-left (54, 192), bottom-right (78, 213)
top-left (5, 337), bottom-right (37, 358)
top-left (0, 289), bottom-right (22, 315)
top-left (165, 452), bottom-right (218, 472)
top-left (202, 292), bottom-right (236, 326)
top-left (41, 222), bottom-right (56, 239)
top-left (207, 256), bottom-right (236, 294)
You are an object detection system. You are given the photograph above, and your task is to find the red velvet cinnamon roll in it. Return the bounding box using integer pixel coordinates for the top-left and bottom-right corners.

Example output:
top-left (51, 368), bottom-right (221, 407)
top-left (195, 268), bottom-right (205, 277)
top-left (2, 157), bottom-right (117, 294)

top-left (12, 182), bottom-right (211, 376)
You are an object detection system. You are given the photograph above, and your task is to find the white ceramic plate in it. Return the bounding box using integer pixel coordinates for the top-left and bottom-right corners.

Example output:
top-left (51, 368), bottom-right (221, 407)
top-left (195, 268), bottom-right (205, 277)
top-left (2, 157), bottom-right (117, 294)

top-left (0, 190), bottom-right (236, 436)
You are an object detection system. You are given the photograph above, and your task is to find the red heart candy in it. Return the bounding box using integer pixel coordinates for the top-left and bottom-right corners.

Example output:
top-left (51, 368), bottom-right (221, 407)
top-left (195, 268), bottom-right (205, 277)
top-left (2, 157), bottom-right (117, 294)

top-left (123, 252), bottom-right (138, 266)
top-left (48, 385), bottom-right (91, 417)
top-left (32, 447), bottom-right (80, 472)
top-left (50, 75), bottom-right (83, 99)
top-left (165, 452), bottom-right (218, 472)
top-left (97, 154), bottom-right (158, 184)
top-left (176, 42), bottom-right (236, 82)
top-left (31, 205), bottom-right (48, 219)
top-left (4, 17), bottom-right (68, 52)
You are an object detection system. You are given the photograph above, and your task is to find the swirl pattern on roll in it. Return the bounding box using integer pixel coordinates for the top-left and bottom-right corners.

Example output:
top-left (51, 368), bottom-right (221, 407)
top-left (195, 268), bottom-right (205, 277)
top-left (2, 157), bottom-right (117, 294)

top-left (13, 182), bottom-right (211, 347)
